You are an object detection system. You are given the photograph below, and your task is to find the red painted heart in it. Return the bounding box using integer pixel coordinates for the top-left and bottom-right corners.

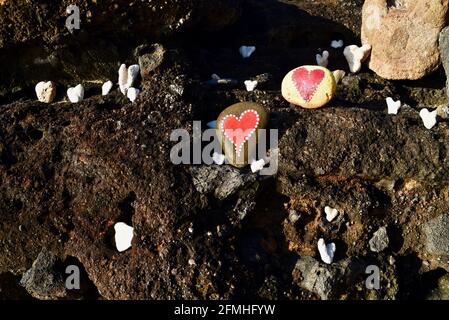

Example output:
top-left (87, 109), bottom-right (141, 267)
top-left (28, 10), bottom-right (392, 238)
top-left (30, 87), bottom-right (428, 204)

top-left (221, 109), bottom-right (260, 155)
top-left (292, 67), bottom-right (325, 102)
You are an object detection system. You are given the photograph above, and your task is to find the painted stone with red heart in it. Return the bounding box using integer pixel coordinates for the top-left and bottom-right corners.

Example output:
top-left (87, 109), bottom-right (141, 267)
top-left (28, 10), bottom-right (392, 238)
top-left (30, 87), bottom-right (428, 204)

top-left (216, 102), bottom-right (268, 168)
top-left (281, 65), bottom-right (336, 109)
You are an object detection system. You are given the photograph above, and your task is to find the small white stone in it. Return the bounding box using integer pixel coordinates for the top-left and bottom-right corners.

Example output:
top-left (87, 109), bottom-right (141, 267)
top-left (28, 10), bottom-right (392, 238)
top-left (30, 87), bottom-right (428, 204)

top-left (331, 40), bottom-right (344, 48)
top-left (386, 97), bottom-right (401, 115)
top-left (67, 84), bottom-right (84, 103)
top-left (188, 227), bottom-right (194, 233)
top-left (316, 50), bottom-right (329, 67)
top-left (324, 206), bottom-right (339, 222)
top-left (250, 159), bottom-right (265, 173)
top-left (419, 108), bottom-right (438, 129)
top-left (118, 64), bottom-right (128, 95)
top-left (188, 259), bottom-right (195, 266)
top-left (127, 87), bottom-right (140, 102)
top-left (318, 238), bottom-right (336, 264)
top-left (35, 81), bottom-right (56, 103)
top-left (244, 80), bottom-right (258, 92)
top-left (114, 222), bottom-right (134, 252)
top-left (127, 64), bottom-right (140, 89)
top-left (102, 80), bottom-right (113, 96)
top-left (239, 46), bottom-right (256, 58)
top-left (343, 44), bottom-right (372, 73)
top-left (212, 152), bottom-right (226, 165)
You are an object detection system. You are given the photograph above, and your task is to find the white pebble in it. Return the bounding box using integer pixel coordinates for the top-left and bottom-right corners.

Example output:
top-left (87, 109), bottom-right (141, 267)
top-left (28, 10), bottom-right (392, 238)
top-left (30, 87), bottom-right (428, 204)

top-left (244, 80), bottom-right (258, 92)
top-left (318, 238), bottom-right (336, 264)
top-left (386, 97), bottom-right (401, 115)
top-left (35, 81), bottom-right (56, 103)
top-left (67, 84), bottom-right (84, 103)
top-left (118, 64), bottom-right (128, 95)
top-left (102, 80), bottom-right (113, 96)
top-left (324, 206), bottom-right (339, 222)
top-left (331, 40), bottom-right (344, 48)
top-left (250, 159), bottom-right (265, 173)
top-left (188, 259), bottom-right (195, 266)
top-left (212, 152), bottom-right (226, 165)
top-left (239, 46), bottom-right (256, 58)
top-left (127, 87), bottom-right (140, 102)
top-left (343, 44), bottom-right (372, 73)
top-left (114, 222), bottom-right (134, 252)
top-left (126, 64), bottom-right (140, 89)
top-left (419, 108), bottom-right (438, 129)
top-left (316, 50), bottom-right (329, 67)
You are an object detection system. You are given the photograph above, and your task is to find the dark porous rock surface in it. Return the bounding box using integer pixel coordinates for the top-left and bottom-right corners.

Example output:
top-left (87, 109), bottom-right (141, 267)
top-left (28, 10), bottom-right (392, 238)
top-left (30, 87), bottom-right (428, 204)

top-left (1, 0), bottom-right (449, 300)
top-left (20, 249), bottom-right (66, 300)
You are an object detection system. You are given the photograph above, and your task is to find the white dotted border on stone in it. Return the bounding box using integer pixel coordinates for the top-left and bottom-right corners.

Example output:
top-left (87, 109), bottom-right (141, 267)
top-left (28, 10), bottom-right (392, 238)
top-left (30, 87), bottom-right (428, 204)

top-left (220, 109), bottom-right (260, 157)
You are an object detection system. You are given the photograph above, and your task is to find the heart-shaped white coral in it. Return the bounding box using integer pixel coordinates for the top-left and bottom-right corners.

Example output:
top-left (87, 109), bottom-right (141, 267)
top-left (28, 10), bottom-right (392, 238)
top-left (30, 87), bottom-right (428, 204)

top-left (67, 84), bottom-right (84, 103)
top-left (250, 159), bottom-right (265, 173)
top-left (420, 108), bottom-right (437, 129)
top-left (244, 80), bottom-right (258, 92)
top-left (316, 50), bottom-right (329, 67)
top-left (324, 206), bottom-right (339, 222)
top-left (386, 97), bottom-right (401, 115)
top-left (212, 152), bottom-right (226, 165)
top-left (331, 40), bottom-right (344, 48)
top-left (344, 44), bottom-right (372, 73)
top-left (239, 46), bottom-right (256, 58)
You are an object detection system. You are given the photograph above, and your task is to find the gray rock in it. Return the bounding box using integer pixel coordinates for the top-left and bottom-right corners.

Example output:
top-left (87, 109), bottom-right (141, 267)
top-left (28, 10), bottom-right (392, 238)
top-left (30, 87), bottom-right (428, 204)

top-left (135, 43), bottom-right (166, 80)
top-left (426, 273), bottom-right (449, 300)
top-left (190, 165), bottom-right (256, 200)
top-left (369, 227), bottom-right (389, 253)
top-left (439, 26), bottom-right (449, 98)
top-left (20, 249), bottom-right (66, 300)
top-left (423, 215), bottom-right (449, 255)
top-left (292, 256), bottom-right (365, 300)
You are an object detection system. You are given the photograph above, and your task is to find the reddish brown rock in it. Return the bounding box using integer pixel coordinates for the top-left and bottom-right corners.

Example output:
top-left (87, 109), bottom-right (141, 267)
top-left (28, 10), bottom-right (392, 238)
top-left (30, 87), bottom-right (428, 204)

top-left (361, 0), bottom-right (449, 80)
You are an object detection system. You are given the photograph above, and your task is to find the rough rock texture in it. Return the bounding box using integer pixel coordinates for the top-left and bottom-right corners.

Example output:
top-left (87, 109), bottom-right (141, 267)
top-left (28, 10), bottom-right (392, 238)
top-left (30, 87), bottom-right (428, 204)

top-left (0, 0), bottom-right (242, 49)
top-left (278, 105), bottom-right (449, 183)
top-left (361, 0), bottom-right (449, 80)
top-left (426, 273), bottom-right (449, 300)
top-left (292, 256), bottom-right (365, 300)
top-left (19, 249), bottom-right (66, 300)
top-left (191, 165), bottom-right (258, 200)
top-left (2, 0), bottom-right (449, 300)
top-left (369, 226), bottom-right (389, 253)
top-left (423, 215), bottom-right (449, 256)
top-left (439, 26), bottom-right (449, 98)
